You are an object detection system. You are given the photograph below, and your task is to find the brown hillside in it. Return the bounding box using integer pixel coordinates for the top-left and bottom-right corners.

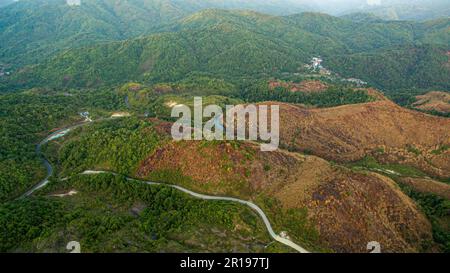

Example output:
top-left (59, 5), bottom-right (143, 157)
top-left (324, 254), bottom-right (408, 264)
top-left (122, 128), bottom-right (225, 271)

top-left (271, 100), bottom-right (450, 178)
top-left (412, 91), bottom-right (450, 114)
top-left (269, 80), bottom-right (328, 93)
top-left (137, 141), bottom-right (434, 253)
top-left (400, 177), bottom-right (450, 200)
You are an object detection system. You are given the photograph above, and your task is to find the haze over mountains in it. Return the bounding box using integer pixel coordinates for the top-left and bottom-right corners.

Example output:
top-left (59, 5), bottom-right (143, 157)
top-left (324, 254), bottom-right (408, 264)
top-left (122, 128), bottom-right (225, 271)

top-left (340, 0), bottom-right (450, 20)
top-left (2, 0), bottom-right (449, 17)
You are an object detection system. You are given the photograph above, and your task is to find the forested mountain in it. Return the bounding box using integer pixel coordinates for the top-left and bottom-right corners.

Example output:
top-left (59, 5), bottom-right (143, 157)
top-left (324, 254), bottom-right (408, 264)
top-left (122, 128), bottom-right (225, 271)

top-left (0, 0), bottom-right (310, 66)
top-left (169, 0), bottom-right (311, 15)
top-left (329, 45), bottom-right (450, 91)
top-left (2, 0), bottom-right (448, 68)
top-left (0, 0), bottom-right (187, 65)
top-left (0, 0), bottom-right (14, 8)
top-left (356, 0), bottom-right (450, 20)
top-left (342, 0), bottom-right (450, 21)
top-left (3, 9), bottom-right (448, 92)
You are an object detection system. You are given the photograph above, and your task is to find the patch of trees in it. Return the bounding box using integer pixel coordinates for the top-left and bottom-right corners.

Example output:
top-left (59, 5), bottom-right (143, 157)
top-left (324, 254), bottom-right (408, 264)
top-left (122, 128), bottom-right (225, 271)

top-left (58, 118), bottom-right (161, 176)
top-left (238, 81), bottom-right (374, 107)
top-left (0, 197), bottom-right (66, 251)
top-left (0, 174), bottom-right (252, 252)
top-left (0, 89), bottom-right (125, 202)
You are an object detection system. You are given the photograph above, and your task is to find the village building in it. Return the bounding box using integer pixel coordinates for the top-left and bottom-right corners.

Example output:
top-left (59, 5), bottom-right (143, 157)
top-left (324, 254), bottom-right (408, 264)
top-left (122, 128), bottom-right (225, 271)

top-left (311, 57), bottom-right (323, 70)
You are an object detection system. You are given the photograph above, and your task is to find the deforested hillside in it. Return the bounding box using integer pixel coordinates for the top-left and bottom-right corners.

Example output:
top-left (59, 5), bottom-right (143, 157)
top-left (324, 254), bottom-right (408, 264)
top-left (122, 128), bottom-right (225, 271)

top-left (273, 100), bottom-right (450, 178)
top-left (328, 45), bottom-right (450, 91)
top-left (412, 91), bottom-right (450, 114)
top-left (135, 141), bottom-right (434, 253)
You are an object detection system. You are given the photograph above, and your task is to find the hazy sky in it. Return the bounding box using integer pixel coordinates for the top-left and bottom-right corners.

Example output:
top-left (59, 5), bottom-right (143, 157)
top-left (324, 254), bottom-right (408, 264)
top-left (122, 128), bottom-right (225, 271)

top-left (290, 0), bottom-right (450, 14)
top-left (1, 0), bottom-right (448, 15)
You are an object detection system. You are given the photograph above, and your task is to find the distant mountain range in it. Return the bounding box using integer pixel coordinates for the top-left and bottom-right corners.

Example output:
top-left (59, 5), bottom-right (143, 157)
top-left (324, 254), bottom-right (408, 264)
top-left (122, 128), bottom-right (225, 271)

top-left (0, 0), bottom-right (315, 66)
top-left (0, 0), bottom-right (15, 8)
top-left (0, 1), bottom-right (448, 93)
top-left (342, 0), bottom-right (450, 21)
top-left (1, 0), bottom-right (448, 66)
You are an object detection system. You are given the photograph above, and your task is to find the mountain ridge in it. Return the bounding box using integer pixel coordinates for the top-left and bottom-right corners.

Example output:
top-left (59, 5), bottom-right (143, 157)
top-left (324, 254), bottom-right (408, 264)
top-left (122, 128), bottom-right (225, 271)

top-left (2, 9), bottom-right (448, 92)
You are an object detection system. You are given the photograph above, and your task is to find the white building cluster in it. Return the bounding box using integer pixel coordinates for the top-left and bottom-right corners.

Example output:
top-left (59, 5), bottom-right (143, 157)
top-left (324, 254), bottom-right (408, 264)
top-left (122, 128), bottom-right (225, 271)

top-left (311, 57), bottom-right (323, 70)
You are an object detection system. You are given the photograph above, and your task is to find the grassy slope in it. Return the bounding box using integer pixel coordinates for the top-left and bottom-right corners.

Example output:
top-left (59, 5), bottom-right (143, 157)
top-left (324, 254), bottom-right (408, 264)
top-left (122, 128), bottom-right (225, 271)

top-left (348, 156), bottom-right (450, 252)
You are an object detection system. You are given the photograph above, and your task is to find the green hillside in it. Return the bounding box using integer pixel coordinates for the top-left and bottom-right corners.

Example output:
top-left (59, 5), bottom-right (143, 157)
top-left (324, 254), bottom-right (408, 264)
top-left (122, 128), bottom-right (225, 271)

top-left (0, 0), bottom-right (312, 66)
top-left (3, 10), bottom-right (448, 92)
top-left (0, 0), bottom-right (190, 66)
top-left (328, 45), bottom-right (450, 91)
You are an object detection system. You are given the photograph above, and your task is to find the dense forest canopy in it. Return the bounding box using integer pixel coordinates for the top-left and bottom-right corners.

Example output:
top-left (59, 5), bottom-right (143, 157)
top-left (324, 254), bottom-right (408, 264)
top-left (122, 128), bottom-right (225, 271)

top-left (1, 9), bottom-right (448, 93)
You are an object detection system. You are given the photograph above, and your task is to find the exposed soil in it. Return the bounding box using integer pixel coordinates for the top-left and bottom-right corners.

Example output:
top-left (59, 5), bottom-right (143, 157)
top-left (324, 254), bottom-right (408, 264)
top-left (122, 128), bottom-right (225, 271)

top-left (269, 80), bottom-right (328, 93)
top-left (268, 100), bottom-right (450, 178)
top-left (412, 91), bottom-right (450, 114)
top-left (147, 118), bottom-right (173, 136)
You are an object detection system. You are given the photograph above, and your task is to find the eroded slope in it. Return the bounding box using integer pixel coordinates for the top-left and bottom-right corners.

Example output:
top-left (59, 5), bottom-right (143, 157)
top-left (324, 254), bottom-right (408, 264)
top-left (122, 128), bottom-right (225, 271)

top-left (273, 100), bottom-right (450, 178)
top-left (137, 141), bottom-right (434, 252)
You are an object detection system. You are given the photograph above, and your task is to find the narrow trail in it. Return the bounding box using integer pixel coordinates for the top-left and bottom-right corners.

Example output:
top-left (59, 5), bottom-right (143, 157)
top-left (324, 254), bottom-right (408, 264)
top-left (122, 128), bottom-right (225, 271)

top-left (21, 122), bottom-right (90, 198)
